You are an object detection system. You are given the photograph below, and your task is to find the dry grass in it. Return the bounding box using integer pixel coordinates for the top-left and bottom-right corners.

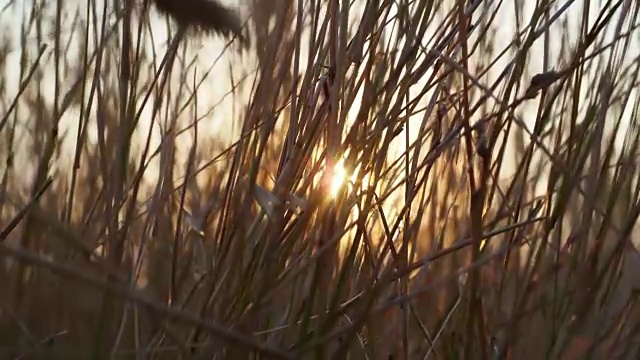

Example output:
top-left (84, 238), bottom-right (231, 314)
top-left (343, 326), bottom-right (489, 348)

top-left (0, 0), bottom-right (639, 359)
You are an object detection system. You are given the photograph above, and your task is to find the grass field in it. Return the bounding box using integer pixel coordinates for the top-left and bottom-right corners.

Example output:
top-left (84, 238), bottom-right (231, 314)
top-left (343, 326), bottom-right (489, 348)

top-left (1, 0), bottom-right (640, 359)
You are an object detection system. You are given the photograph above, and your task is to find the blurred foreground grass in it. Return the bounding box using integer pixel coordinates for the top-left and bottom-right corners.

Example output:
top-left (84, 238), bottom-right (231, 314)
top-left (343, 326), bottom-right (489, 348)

top-left (1, 0), bottom-right (640, 359)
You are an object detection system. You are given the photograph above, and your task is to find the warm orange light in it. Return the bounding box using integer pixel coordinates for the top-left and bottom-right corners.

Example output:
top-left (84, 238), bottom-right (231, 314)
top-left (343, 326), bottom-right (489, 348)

top-left (330, 158), bottom-right (348, 198)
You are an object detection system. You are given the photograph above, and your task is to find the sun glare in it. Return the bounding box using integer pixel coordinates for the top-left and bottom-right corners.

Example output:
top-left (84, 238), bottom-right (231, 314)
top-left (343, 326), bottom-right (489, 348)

top-left (330, 160), bottom-right (348, 198)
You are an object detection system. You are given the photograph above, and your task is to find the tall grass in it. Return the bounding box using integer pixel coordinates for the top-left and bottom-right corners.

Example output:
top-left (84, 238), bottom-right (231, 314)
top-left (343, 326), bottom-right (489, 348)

top-left (1, 0), bottom-right (639, 358)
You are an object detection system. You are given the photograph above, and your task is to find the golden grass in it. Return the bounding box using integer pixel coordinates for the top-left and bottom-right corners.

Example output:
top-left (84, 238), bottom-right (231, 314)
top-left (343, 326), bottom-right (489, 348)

top-left (0, 0), bottom-right (639, 359)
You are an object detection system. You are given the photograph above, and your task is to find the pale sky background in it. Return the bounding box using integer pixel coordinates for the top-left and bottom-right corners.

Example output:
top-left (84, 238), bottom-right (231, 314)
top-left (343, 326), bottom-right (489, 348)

top-left (0, 0), bottom-right (638, 197)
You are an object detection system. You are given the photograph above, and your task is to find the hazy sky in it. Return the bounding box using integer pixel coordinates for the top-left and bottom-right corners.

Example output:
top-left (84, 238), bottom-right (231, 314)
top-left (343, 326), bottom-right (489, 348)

top-left (1, 0), bottom-right (638, 191)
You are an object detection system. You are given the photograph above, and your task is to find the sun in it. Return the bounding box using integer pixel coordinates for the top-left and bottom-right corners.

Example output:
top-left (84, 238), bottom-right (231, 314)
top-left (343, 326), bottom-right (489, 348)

top-left (330, 160), bottom-right (349, 198)
top-left (327, 156), bottom-right (366, 199)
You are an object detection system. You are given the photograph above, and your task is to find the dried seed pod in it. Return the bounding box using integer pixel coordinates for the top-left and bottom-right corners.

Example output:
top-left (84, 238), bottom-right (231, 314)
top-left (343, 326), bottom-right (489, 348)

top-left (523, 70), bottom-right (562, 99)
